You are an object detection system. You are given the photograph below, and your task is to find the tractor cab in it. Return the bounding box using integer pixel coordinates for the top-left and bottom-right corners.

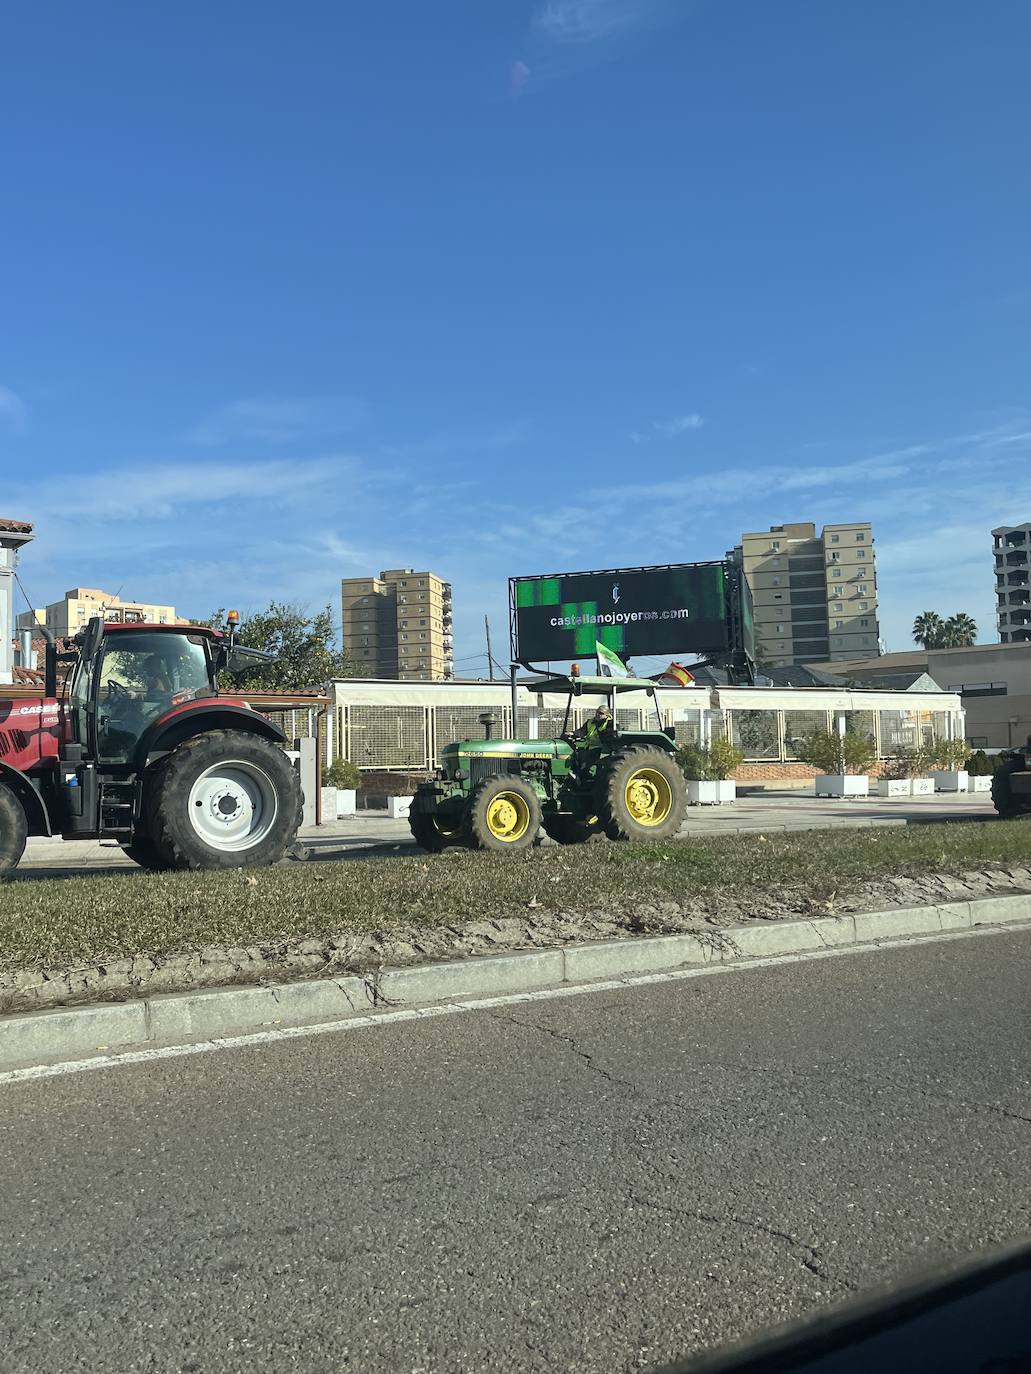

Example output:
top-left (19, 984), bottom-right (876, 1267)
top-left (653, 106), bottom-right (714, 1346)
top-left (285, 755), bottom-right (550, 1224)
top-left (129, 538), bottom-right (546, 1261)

top-left (412, 671), bottom-right (687, 853)
top-left (59, 617), bottom-right (270, 767)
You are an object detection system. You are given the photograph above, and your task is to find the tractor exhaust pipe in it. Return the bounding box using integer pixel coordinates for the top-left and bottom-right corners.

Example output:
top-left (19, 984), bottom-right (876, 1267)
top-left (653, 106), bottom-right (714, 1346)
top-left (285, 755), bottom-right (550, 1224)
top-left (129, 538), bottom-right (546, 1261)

top-left (41, 627), bottom-right (57, 697)
top-left (478, 712), bottom-right (497, 741)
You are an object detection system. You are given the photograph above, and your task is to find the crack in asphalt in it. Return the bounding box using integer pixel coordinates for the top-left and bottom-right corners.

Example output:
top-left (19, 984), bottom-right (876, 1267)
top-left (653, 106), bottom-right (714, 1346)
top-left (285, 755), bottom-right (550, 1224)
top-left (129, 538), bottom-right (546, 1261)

top-left (493, 1012), bottom-right (856, 1291)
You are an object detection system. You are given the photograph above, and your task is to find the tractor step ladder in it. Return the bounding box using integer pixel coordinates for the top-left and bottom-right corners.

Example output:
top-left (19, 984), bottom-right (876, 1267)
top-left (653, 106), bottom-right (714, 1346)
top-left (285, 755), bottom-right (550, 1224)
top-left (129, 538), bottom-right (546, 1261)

top-left (99, 780), bottom-right (135, 835)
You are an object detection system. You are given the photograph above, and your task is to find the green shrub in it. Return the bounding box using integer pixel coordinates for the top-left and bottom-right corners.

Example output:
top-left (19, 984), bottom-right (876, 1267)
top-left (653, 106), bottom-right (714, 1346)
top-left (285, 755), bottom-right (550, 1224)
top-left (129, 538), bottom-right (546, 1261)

top-left (792, 729), bottom-right (876, 776)
top-left (677, 737), bottom-right (744, 780)
top-left (926, 736), bottom-right (971, 771)
top-left (880, 746), bottom-right (925, 780)
top-left (964, 749), bottom-right (996, 776)
top-left (324, 758), bottom-right (361, 790)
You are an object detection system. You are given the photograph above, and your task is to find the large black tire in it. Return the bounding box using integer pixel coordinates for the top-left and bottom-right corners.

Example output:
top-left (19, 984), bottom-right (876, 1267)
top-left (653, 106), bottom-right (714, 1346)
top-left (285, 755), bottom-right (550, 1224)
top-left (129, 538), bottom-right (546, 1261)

top-left (410, 807), bottom-right (465, 853)
top-left (0, 784), bottom-right (28, 876)
top-left (121, 837), bottom-right (174, 872)
top-left (146, 729), bottom-right (302, 870)
top-left (464, 776), bottom-right (541, 853)
top-left (991, 758), bottom-right (1031, 819)
top-left (542, 815), bottom-right (595, 845)
top-left (596, 748), bottom-right (687, 843)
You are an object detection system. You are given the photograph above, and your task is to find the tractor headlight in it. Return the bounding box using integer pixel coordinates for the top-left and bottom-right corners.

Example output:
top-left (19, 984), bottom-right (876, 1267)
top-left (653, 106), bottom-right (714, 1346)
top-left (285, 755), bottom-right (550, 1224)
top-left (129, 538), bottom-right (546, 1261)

top-left (452, 768), bottom-right (466, 781)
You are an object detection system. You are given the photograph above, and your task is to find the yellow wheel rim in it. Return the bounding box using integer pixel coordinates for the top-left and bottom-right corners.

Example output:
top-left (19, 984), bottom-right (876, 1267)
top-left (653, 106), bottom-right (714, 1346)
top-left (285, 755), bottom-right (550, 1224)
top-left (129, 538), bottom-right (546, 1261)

top-left (485, 791), bottom-right (531, 842)
top-left (624, 768), bottom-right (673, 826)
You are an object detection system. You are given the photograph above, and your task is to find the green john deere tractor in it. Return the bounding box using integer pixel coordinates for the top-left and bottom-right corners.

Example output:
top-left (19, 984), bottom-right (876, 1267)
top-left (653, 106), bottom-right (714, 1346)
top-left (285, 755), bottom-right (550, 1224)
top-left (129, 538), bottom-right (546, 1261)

top-left (991, 734), bottom-right (1031, 819)
top-left (409, 675), bottom-right (688, 853)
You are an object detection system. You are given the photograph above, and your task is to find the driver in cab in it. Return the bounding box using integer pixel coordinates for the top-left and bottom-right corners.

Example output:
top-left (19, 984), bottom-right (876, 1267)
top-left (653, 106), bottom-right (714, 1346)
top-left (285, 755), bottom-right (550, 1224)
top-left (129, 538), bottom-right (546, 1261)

top-left (571, 705), bottom-right (617, 774)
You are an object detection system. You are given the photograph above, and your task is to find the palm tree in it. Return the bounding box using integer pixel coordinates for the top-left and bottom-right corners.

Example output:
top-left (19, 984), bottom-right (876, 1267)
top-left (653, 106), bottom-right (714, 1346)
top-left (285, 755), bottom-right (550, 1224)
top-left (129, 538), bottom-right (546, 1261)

top-left (912, 611), bottom-right (944, 649)
top-left (941, 613), bottom-right (977, 647)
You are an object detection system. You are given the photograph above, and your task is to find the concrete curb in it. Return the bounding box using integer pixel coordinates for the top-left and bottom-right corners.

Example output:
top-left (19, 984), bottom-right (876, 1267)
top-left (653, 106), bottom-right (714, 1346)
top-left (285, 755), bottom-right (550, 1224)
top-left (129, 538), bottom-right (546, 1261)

top-left (2, 893), bottom-right (1030, 1073)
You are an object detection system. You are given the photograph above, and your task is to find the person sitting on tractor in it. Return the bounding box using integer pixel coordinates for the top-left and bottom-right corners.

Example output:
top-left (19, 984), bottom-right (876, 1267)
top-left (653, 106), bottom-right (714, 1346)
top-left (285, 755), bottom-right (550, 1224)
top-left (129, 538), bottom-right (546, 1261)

top-left (571, 704), bottom-right (617, 775)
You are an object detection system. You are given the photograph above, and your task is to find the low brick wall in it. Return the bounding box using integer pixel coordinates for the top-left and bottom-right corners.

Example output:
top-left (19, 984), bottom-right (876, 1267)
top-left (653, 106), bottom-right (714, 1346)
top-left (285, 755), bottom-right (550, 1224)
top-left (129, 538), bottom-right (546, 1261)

top-left (732, 761), bottom-right (886, 787)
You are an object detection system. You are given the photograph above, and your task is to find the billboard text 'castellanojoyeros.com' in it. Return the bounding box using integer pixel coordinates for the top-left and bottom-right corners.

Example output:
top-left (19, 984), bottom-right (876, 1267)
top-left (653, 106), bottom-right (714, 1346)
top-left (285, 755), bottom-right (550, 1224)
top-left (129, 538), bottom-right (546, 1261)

top-left (510, 564), bottom-right (731, 663)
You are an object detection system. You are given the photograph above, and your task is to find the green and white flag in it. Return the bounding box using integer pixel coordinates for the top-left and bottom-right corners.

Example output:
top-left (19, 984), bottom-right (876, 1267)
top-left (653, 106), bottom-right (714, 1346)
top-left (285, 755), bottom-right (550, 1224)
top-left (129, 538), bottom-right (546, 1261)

top-left (595, 640), bottom-right (631, 678)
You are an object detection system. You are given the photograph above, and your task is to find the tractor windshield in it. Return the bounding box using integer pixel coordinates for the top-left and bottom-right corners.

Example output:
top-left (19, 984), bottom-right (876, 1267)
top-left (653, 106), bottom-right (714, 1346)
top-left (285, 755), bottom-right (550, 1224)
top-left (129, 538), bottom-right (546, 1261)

top-left (96, 632), bottom-right (211, 761)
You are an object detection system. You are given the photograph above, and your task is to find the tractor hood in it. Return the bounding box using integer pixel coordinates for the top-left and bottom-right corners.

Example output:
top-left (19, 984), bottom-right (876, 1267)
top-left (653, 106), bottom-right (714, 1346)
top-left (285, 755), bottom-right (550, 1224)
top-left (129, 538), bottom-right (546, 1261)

top-left (441, 737), bottom-right (572, 763)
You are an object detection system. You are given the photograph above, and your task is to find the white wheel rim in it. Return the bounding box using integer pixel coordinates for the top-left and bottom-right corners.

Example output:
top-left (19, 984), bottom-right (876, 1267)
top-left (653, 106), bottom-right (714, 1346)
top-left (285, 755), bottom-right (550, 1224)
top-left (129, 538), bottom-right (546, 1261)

top-left (187, 760), bottom-right (279, 852)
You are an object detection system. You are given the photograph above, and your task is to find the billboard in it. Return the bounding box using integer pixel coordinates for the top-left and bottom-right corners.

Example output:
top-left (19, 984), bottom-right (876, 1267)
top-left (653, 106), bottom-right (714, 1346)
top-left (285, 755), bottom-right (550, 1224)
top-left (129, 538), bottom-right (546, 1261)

top-left (510, 562), bottom-right (733, 664)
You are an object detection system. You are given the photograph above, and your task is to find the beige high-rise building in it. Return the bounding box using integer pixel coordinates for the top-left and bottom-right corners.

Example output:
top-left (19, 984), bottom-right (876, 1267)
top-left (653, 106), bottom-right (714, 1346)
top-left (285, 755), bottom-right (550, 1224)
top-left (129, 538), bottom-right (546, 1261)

top-left (17, 587), bottom-right (177, 639)
top-left (732, 522), bottom-right (880, 667)
top-left (341, 569), bottom-right (453, 680)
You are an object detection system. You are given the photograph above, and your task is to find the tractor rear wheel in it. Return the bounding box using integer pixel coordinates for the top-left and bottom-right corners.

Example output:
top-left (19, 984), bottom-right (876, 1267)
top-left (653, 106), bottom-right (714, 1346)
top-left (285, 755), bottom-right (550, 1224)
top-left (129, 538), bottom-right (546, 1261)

top-left (597, 748), bottom-right (687, 843)
top-left (991, 758), bottom-right (1031, 819)
top-left (410, 808), bottom-right (465, 853)
top-left (465, 776), bottom-right (541, 853)
top-left (0, 784), bottom-right (28, 876)
top-left (146, 729), bottom-right (302, 870)
top-left (121, 837), bottom-right (174, 872)
top-left (542, 815), bottom-right (595, 845)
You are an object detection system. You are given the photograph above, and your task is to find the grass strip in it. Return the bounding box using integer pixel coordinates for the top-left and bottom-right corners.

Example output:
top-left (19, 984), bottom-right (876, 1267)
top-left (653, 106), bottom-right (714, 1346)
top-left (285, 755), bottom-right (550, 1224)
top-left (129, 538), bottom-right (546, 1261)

top-left (1, 820), bottom-right (1028, 970)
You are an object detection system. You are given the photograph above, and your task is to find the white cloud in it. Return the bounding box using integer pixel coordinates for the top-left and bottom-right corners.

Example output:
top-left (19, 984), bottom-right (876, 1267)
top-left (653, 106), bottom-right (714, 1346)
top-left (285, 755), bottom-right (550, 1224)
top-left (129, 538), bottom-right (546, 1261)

top-left (532, 0), bottom-right (645, 44)
top-left (186, 396), bottom-right (363, 447)
top-left (632, 412), bottom-right (705, 443)
top-left (0, 384), bottom-right (28, 433)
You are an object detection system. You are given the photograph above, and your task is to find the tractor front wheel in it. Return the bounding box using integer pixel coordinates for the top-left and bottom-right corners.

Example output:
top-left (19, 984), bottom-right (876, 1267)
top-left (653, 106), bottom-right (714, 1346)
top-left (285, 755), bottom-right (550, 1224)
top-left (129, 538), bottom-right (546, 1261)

top-left (0, 784), bottom-right (28, 876)
top-left (597, 748), bottom-right (687, 843)
top-left (146, 729), bottom-right (302, 870)
top-left (465, 777), bottom-right (541, 853)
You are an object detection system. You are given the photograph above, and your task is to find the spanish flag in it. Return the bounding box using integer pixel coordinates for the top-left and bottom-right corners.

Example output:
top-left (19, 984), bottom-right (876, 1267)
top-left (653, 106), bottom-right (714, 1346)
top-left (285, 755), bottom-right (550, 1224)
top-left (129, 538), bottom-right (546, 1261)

top-left (661, 661), bottom-right (695, 687)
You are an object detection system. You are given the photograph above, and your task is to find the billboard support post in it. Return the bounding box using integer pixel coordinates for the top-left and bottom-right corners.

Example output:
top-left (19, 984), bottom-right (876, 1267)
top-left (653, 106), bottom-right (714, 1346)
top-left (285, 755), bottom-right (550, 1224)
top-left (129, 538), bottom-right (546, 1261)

top-left (510, 662), bottom-right (519, 740)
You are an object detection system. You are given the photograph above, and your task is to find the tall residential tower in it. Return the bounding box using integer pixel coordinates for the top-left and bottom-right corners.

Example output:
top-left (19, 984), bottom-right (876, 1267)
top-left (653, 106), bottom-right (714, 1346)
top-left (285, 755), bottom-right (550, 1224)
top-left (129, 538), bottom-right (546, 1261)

top-left (732, 521), bottom-right (880, 667)
top-left (994, 523), bottom-right (1031, 643)
top-left (341, 569), bottom-right (453, 679)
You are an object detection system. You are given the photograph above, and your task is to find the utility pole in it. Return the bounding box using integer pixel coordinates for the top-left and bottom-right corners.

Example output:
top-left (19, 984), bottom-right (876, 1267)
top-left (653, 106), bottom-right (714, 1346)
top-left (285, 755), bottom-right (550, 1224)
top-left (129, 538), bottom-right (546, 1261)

top-left (485, 615), bottom-right (495, 681)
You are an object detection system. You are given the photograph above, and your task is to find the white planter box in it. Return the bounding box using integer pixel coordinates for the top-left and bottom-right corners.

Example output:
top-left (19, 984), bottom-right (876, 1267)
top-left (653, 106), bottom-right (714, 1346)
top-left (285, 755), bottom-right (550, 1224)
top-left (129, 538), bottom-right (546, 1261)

top-left (336, 788), bottom-right (357, 817)
top-left (320, 787), bottom-right (336, 823)
top-left (930, 770), bottom-right (968, 793)
top-left (968, 775), bottom-right (992, 793)
top-left (687, 779), bottom-right (737, 805)
top-left (387, 794), bottom-right (414, 819)
top-left (876, 778), bottom-right (910, 798)
top-left (815, 775), bottom-right (869, 798)
top-left (910, 777), bottom-right (936, 797)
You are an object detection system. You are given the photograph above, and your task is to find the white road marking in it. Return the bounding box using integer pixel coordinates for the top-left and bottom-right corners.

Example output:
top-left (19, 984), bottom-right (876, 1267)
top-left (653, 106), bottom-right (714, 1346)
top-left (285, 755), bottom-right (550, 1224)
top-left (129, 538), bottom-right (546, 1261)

top-left (1, 921), bottom-right (1026, 1087)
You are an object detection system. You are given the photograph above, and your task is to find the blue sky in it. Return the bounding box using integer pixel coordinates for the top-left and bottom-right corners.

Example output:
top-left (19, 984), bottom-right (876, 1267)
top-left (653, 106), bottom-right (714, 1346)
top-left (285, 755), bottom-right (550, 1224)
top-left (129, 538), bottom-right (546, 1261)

top-left (2, 0), bottom-right (1029, 672)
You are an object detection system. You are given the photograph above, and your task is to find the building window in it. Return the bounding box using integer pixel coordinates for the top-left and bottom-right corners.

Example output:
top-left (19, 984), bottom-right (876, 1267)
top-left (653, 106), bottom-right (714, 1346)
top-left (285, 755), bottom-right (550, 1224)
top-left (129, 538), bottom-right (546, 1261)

top-left (857, 549), bottom-right (866, 559)
top-left (829, 551), bottom-right (840, 562)
top-left (860, 618), bottom-right (869, 627)
top-left (830, 534), bottom-right (839, 544)
top-left (420, 619), bottom-right (427, 626)
top-left (833, 636), bottom-right (843, 646)
top-left (771, 540), bottom-right (781, 551)
top-left (833, 585), bottom-right (843, 597)
top-left (771, 576), bottom-right (781, 586)
top-left (858, 601), bottom-right (868, 610)
top-left (776, 625), bottom-right (784, 634)
top-left (773, 593), bottom-right (783, 601)
top-left (858, 584), bottom-right (868, 594)
top-left (401, 633), bottom-right (408, 641)
top-left (835, 620), bottom-right (844, 629)
top-left (771, 558), bottom-right (782, 568)
top-left (856, 532), bottom-right (865, 541)
top-left (400, 581), bottom-right (407, 587)
top-left (833, 602), bottom-right (843, 612)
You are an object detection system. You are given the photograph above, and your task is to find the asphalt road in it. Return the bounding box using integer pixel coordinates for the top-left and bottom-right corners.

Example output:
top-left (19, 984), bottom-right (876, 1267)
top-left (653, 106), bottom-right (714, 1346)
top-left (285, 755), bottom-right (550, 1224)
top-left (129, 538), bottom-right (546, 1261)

top-left (2, 930), bottom-right (1030, 1373)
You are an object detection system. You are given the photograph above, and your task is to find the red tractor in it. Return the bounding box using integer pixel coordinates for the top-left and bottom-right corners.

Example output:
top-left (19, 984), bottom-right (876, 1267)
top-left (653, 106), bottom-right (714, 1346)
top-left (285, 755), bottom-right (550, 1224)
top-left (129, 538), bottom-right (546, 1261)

top-left (0, 616), bottom-right (302, 875)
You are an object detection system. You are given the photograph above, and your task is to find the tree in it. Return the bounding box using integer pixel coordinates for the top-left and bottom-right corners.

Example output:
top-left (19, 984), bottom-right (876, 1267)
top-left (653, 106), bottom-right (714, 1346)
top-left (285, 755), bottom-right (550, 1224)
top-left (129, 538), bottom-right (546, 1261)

top-left (912, 611), bottom-right (945, 649)
top-left (941, 613), bottom-right (977, 647)
top-left (210, 603), bottom-right (352, 691)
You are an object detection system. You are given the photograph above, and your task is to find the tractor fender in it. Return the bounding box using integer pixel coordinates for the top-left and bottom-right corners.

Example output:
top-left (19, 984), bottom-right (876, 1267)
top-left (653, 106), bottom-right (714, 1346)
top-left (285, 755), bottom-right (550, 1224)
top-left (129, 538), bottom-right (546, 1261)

top-left (136, 701), bottom-right (287, 773)
top-left (0, 760), bottom-right (52, 837)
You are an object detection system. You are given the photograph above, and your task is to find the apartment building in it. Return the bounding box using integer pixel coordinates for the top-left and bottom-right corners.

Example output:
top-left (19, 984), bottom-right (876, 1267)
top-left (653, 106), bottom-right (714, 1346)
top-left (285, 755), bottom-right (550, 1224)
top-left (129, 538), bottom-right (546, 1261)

top-left (341, 569), bottom-right (454, 680)
top-left (17, 587), bottom-right (177, 639)
top-left (993, 523), bottom-right (1031, 643)
top-left (732, 521), bottom-right (880, 667)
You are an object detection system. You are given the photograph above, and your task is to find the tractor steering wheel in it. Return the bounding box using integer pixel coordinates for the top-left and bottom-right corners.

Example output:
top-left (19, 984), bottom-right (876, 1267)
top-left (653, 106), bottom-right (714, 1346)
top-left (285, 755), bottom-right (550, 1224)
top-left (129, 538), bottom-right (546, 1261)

top-left (105, 680), bottom-right (131, 703)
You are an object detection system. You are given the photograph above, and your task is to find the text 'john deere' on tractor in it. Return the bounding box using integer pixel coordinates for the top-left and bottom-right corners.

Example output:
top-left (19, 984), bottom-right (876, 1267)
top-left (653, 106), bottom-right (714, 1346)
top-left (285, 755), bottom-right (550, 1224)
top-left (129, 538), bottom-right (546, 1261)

top-left (0, 615), bottom-right (302, 875)
top-left (409, 674), bottom-right (687, 852)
